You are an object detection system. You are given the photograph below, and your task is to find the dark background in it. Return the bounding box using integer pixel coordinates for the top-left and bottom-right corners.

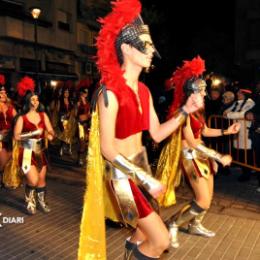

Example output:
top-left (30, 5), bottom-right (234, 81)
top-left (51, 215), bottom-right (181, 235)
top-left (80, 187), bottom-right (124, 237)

top-left (139, 0), bottom-right (237, 96)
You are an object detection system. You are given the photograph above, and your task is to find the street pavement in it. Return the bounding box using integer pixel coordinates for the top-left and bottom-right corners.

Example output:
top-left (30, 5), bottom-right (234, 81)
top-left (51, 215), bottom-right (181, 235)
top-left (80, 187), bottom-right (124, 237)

top-left (0, 151), bottom-right (259, 260)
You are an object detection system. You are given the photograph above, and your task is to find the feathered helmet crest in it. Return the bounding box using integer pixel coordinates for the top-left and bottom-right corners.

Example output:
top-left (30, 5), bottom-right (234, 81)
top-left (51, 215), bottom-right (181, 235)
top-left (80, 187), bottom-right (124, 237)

top-left (17, 76), bottom-right (35, 97)
top-left (96, 0), bottom-right (159, 92)
top-left (167, 55), bottom-right (206, 117)
top-left (0, 74), bottom-right (6, 91)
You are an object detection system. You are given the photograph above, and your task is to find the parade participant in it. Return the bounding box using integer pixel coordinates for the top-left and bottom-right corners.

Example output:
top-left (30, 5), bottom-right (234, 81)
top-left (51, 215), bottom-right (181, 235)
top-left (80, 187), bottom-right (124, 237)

top-left (56, 80), bottom-right (76, 156)
top-left (156, 56), bottom-right (240, 248)
top-left (14, 76), bottom-right (55, 215)
top-left (223, 88), bottom-right (255, 182)
top-left (0, 74), bottom-right (17, 187)
top-left (76, 80), bottom-right (91, 166)
top-left (78, 1), bottom-right (204, 259)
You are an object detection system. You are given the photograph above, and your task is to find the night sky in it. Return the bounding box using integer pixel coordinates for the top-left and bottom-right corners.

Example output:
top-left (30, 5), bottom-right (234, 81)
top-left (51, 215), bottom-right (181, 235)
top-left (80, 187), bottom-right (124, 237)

top-left (142, 0), bottom-right (236, 78)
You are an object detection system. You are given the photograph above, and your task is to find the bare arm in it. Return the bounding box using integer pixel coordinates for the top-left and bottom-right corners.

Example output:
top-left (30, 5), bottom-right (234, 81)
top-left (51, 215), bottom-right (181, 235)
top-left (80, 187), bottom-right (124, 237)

top-left (43, 112), bottom-right (55, 140)
top-left (184, 116), bottom-right (232, 166)
top-left (14, 116), bottom-right (23, 141)
top-left (149, 93), bottom-right (185, 143)
top-left (202, 122), bottom-right (241, 137)
top-left (149, 91), bottom-right (204, 143)
top-left (98, 90), bottom-right (119, 161)
top-left (12, 107), bottom-right (17, 117)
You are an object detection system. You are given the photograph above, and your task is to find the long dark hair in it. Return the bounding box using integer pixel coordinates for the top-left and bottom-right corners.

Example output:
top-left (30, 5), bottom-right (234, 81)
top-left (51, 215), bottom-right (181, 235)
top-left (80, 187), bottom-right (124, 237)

top-left (20, 91), bottom-right (45, 115)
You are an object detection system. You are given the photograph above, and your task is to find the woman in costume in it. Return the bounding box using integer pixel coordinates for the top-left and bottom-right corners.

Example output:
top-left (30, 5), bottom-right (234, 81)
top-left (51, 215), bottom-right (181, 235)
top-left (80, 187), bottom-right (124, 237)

top-left (56, 81), bottom-right (76, 156)
top-left (0, 74), bottom-right (17, 187)
top-left (156, 57), bottom-right (240, 248)
top-left (14, 76), bottom-right (55, 215)
top-left (76, 80), bottom-right (91, 166)
top-left (78, 1), bottom-right (204, 259)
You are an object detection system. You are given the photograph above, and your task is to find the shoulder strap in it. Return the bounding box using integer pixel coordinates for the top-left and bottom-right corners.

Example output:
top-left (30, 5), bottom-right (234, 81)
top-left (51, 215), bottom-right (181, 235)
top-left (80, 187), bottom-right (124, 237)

top-left (90, 84), bottom-right (109, 112)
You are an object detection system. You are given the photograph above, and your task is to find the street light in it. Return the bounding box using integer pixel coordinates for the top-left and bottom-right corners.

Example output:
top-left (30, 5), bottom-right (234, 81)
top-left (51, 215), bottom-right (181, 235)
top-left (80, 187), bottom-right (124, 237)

top-left (30, 7), bottom-right (41, 93)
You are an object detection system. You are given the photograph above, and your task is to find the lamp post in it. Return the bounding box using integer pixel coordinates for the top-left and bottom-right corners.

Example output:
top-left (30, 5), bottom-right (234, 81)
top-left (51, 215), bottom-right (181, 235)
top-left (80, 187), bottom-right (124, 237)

top-left (30, 7), bottom-right (41, 94)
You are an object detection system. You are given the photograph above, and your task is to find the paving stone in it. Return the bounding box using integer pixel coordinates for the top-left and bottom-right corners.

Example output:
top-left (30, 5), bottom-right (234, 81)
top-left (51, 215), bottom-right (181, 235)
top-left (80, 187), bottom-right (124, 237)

top-left (1, 164), bottom-right (260, 260)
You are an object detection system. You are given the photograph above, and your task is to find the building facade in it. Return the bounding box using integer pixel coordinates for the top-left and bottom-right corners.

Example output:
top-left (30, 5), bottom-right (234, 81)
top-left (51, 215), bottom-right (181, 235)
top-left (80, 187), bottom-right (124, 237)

top-left (0, 0), bottom-right (109, 91)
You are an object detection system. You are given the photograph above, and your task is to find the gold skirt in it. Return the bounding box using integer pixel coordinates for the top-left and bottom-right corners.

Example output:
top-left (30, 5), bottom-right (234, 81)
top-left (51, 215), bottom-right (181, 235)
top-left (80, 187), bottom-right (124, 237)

top-left (105, 147), bottom-right (158, 228)
top-left (182, 148), bottom-right (217, 180)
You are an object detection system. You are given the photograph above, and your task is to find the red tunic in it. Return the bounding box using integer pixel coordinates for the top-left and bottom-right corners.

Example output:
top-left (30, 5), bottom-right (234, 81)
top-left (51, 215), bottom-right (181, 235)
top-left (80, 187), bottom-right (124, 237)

top-left (189, 113), bottom-right (205, 138)
top-left (106, 82), bottom-right (153, 218)
top-left (107, 82), bottom-right (150, 139)
top-left (78, 102), bottom-right (90, 117)
top-left (19, 112), bottom-right (47, 168)
top-left (0, 105), bottom-right (14, 130)
top-left (0, 105), bottom-right (15, 149)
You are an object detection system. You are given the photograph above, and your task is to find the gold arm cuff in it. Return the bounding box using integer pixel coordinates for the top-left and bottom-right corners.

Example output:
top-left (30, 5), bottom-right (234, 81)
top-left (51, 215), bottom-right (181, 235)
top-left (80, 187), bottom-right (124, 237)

top-left (196, 144), bottom-right (223, 163)
top-left (20, 129), bottom-right (42, 140)
top-left (113, 154), bottom-right (161, 192)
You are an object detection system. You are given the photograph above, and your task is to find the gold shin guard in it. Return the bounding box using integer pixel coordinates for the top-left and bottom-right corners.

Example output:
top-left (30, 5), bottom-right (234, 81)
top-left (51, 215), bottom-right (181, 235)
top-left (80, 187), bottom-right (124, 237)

top-left (169, 202), bottom-right (204, 248)
top-left (188, 211), bottom-right (216, 237)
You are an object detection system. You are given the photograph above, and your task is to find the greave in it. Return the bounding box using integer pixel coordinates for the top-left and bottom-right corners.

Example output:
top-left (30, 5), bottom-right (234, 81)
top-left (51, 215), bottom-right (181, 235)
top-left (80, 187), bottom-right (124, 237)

top-left (36, 187), bottom-right (51, 213)
top-left (188, 211), bottom-right (215, 237)
top-left (25, 185), bottom-right (36, 215)
top-left (169, 201), bottom-right (204, 248)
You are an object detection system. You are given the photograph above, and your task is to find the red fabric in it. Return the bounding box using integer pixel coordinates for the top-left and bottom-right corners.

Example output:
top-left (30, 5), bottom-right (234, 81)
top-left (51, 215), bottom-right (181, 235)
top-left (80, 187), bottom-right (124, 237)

top-left (22, 112), bottom-right (46, 138)
top-left (19, 112), bottom-right (47, 168)
top-left (0, 105), bottom-right (14, 130)
top-left (128, 179), bottom-right (153, 218)
top-left (107, 82), bottom-right (150, 139)
top-left (18, 149), bottom-right (47, 167)
top-left (78, 102), bottom-right (90, 116)
top-left (189, 114), bottom-right (205, 139)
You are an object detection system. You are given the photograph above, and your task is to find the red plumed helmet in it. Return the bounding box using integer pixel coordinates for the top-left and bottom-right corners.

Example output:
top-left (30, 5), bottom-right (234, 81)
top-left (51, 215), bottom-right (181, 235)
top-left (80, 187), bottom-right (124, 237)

top-left (17, 76), bottom-right (35, 97)
top-left (167, 55), bottom-right (206, 117)
top-left (0, 74), bottom-right (5, 86)
top-left (96, 0), bottom-right (141, 91)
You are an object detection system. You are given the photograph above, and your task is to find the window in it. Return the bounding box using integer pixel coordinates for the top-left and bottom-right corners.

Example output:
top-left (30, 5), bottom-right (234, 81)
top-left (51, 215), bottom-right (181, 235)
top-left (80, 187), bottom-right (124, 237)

top-left (57, 10), bottom-right (71, 32)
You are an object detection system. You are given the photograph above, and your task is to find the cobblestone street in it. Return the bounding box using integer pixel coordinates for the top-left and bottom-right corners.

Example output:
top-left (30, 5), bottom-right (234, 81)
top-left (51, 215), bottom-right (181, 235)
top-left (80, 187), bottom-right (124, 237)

top-left (0, 164), bottom-right (259, 260)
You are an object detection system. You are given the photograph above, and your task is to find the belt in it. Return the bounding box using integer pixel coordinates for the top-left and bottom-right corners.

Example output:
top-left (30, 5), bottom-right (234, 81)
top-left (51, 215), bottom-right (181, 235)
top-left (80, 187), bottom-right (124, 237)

top-left (20, 138), bottom-right (45, 153)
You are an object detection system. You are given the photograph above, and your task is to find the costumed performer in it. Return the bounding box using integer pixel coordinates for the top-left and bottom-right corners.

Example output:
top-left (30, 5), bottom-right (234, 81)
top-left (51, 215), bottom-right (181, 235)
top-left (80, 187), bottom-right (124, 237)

top-left (156, 56), bottom-right (240, 248)
top-left (14, 76), bottom-right (55, 215)
top-left (78, 1), bottom-right (205, 259)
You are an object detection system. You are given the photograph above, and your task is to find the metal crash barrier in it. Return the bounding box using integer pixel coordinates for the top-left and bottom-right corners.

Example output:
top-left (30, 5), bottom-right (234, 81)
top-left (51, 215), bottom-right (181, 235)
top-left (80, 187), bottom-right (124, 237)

top-left (207, 115), bottom-right (260, 172)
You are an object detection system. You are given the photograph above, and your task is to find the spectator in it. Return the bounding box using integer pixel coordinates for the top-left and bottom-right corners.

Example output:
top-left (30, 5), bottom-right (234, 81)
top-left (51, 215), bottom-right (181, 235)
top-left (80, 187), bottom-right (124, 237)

top-left (245, 88), bottom-right (260, 191)
top-left (224, 88), bottom-right (255, 182)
